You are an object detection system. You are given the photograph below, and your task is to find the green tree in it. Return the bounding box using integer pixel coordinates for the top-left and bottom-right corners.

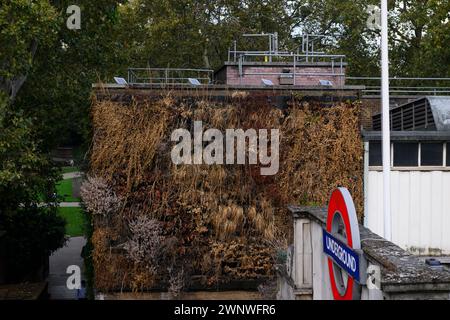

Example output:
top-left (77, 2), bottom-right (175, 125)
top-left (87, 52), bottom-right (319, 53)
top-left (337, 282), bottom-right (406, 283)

top-left (0, 0), bottom-right (58, 102)
top-left (395, 0), bottom-right (450, 80)
top-left (16, 0), bottom-right (128, 149)
top-left (0, 1), bottom-right (65, 282)
top-left (0, 93), bottom-right (65, 282)
top-left (296, 0), bottom-right (450, 79)
top-left (122, 0), bottom-right (298, 70)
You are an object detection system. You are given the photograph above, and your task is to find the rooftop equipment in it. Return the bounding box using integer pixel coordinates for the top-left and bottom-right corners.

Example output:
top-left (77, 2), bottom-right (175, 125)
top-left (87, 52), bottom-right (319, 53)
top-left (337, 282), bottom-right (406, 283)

top-left (319, 79), bottom-right (333, 87)
top-left (188, 78), bottom-right (202, 86)
top-left (261, 79), bottom-right (274, 87)
top-left (372, 96), bottom-right (450, 131)
top-left (114, 77), bottom-right (128, 85)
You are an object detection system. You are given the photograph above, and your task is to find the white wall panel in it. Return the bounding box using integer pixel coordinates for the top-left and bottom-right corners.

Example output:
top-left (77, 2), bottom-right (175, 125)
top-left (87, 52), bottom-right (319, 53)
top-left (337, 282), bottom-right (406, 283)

top-left (366, 170), bottom-right (450, 255)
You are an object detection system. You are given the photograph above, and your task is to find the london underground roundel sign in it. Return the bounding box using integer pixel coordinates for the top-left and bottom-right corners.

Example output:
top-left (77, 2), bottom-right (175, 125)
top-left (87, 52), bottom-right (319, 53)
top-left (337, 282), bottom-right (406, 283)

top-left (323, 187), bottom-right (361, 300)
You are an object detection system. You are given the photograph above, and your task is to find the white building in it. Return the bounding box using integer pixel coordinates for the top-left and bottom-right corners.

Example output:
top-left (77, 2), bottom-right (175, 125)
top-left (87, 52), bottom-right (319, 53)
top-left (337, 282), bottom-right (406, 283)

top-left (364, 96), bottom-right (450, 255)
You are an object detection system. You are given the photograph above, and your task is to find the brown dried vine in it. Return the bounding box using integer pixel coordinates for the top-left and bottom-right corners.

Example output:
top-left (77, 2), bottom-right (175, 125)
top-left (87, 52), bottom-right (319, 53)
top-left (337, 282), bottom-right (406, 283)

top-left (88, 95), bottom-right (363, 292)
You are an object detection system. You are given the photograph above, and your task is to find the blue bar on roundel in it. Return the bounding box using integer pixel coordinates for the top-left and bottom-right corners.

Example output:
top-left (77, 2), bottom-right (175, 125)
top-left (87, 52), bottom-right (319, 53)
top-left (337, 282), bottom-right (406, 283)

top-left (323, 229), bottom-right (360, 282)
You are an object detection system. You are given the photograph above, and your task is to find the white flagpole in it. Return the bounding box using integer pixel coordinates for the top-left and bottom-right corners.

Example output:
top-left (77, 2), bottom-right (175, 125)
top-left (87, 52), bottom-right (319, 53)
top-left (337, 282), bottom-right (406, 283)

top-left (381, 0), bottom-right (391, 241)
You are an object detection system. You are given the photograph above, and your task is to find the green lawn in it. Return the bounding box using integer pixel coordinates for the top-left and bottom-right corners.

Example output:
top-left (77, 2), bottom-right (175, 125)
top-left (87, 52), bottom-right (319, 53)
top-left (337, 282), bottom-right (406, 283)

top-left (58, 207), bottom-right (85, 237)
top-left (56, 178), bottom-right (80, 202)
top-left (54, 166), bottom-right (85, 236)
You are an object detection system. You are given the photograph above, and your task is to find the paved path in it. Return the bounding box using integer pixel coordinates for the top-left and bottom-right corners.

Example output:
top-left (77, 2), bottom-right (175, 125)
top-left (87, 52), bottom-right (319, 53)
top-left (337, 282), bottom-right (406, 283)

top-left (48, 237), bottom-right (86, 300)
top-left (60, 202), bottom-right (81, 208)
top-left (38, 202), bottom-right (81, 208)
top-left (63, 172), bottom-right (83, 180)
top-left (48, 171), bottom-right (86, 299)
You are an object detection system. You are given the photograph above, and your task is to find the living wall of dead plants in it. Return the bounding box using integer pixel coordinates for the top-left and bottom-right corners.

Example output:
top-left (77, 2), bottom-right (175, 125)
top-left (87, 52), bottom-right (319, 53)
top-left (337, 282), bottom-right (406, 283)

top-left (86, 93), bottom-right (364, 292)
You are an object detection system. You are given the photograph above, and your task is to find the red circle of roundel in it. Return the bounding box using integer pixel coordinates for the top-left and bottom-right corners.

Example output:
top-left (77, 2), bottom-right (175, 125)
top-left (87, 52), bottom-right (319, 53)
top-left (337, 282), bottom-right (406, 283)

top-left (326, 188), bottom-right (355, 300)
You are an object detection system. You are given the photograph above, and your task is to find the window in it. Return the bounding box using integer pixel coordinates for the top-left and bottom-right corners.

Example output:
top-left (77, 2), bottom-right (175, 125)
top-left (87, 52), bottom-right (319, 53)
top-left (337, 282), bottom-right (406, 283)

top-left (369, 142), bottom-right (382, 166)
top-left (393, 142), bottom-right (418, 167)
top-left (369, 141), bottom-right (449, 169)
top-left (421, 143), bottom-right (443, 166)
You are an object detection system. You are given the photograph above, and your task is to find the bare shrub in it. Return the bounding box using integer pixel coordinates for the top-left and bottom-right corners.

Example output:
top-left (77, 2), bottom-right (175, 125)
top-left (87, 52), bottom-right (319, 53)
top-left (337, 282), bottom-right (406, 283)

top-left (124, 215), bottom-right (164, 268)
top-left (167, 267), bottom-right (185, 299)
top-left (80, 176), bottom-right (122, 216)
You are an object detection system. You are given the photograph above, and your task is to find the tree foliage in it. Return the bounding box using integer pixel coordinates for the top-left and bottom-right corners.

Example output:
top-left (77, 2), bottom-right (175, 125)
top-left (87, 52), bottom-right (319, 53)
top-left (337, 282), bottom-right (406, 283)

top-left (16, 0), bottom-right (128, 148)
top-left (0, 0), bottom-right (58, 101)
top-left (120, 0), bottom-right (450, 79)
top-left (0, 92), bottom-right (65, 282)
top-left (122, 0), bottom-right (298, 69)
top-left (293, 0), bottom-right (450, 78)
top-left (0, 1), bottom-right (64, 282)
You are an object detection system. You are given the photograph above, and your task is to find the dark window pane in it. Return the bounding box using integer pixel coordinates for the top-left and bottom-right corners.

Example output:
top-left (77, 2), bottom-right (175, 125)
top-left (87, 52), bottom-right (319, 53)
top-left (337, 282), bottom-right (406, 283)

top-left (447, 142), bottom-right (450, 166)
top-left (394, 143), bottom-right (418, 167)
top-left (369, 142), bottom-right (382, 166)
top-left (421, 143), bottom-right (443, 166)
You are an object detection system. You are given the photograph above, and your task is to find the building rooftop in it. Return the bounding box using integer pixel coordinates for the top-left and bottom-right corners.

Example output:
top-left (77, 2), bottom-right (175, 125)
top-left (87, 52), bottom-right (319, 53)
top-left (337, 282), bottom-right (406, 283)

top-left (372, 96), bottom-right (450, 131)
top-left (362, 130), bottom-right (450, 141)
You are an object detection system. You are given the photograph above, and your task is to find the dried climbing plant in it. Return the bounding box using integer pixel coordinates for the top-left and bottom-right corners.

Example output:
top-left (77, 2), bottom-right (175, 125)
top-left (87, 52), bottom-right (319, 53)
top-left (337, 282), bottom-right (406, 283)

top-left (87, 95), bottom-right (364, 291)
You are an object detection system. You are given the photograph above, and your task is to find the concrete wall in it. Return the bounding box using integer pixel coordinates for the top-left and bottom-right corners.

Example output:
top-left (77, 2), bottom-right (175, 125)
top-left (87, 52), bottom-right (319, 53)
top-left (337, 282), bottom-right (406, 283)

top-left (365, 170), bottom-right (450, 255)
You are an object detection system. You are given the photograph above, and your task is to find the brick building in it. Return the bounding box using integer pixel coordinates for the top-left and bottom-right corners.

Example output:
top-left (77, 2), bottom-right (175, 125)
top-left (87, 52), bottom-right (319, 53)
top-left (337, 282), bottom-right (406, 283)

top-left (214, 61), bottom-right (346, 87)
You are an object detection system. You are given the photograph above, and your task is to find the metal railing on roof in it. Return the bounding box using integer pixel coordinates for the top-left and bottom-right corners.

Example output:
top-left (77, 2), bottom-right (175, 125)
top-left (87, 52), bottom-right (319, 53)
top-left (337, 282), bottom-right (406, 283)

top-left (226, 33), bottom-right (347, 86)
top-left (347, 77), bottom-right (450, 96)
top-left (231, 52), bottom-right (346, 86)
top-left (127, 68), bottom-right (214, 85)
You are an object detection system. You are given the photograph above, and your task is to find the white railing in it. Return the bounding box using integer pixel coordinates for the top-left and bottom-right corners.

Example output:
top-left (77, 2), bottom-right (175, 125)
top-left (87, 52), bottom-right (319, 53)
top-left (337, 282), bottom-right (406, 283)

top-left (347, 77), bottom-right (450, 96)
top-left (128, 68), bottom-right (214, 85)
